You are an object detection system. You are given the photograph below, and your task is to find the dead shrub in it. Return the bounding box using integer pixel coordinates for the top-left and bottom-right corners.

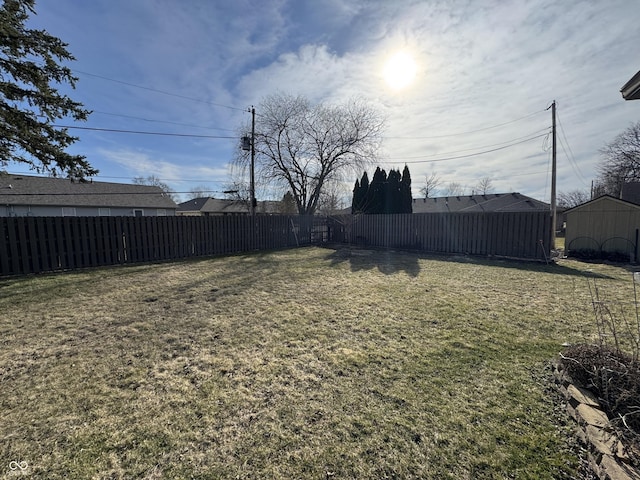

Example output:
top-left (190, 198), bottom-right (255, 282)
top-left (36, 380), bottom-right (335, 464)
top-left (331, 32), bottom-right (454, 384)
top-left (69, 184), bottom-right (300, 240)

top-left (559, 275), bottom-right (640, 463)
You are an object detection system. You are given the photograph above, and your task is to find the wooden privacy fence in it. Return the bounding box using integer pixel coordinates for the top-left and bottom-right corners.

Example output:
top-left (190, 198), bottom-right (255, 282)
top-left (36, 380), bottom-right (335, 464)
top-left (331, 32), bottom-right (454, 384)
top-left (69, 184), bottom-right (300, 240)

top-left (1, 211), bottom-right (551, 276)
top-left (327, 212), bottom-right (552, 261)
top-left (0, 215), bottom-right (319, 276)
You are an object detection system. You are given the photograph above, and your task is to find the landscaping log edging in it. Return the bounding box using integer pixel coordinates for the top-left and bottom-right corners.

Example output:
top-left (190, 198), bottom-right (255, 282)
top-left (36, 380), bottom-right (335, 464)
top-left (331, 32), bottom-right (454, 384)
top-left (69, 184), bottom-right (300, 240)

top-left (554, 360), bottom-right (640, 480)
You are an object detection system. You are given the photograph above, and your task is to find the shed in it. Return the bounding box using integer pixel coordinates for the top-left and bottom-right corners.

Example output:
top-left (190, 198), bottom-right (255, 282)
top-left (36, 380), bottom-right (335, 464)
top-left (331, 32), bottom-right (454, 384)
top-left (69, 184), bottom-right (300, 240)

top-left (565, 195), bottom-right (640, 261)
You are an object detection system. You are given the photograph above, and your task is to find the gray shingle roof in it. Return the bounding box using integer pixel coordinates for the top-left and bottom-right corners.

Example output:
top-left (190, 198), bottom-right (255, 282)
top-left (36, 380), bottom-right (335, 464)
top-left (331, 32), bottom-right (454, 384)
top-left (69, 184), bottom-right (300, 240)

top-left (412, 193), bottom-right (549, 213)
top-left (0, 174), bottom-right (177, 209)
top-left (178, 197), bottom-right (282, 215)
top-left (178, 197), bottom-right (249, 214)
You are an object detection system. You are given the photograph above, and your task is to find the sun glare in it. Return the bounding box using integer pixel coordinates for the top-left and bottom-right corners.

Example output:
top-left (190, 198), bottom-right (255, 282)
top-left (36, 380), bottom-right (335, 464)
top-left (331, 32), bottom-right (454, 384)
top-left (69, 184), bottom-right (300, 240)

top-left (383, 51), bottom-right (417, 91)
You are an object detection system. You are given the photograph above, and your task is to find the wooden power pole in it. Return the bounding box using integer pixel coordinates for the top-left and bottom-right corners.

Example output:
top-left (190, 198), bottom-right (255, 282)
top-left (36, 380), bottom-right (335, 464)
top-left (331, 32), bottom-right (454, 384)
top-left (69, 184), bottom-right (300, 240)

top-left (250, 106), bottom-right (256, 217)
top-left (549, 100), bottom-right (557, 250)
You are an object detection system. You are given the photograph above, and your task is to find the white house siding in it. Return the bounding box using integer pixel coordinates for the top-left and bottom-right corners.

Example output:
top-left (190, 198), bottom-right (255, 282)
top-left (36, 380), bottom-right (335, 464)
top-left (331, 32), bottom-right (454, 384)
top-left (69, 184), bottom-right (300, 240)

top-left (1, 205), bottom-right (176, 217)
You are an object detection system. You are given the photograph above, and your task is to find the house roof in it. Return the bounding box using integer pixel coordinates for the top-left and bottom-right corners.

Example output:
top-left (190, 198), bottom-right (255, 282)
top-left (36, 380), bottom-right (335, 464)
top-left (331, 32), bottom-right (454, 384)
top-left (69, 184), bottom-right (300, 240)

top-left (564, 194), bottom-right (640, 213)
top-left (178, 197), bottom-right (249, 214)
top-left (621, 69), bottom-right (640, 100)
top-left (177, 197), bottom-right (282, 214)
top-left (0, 174), bottom-right (177, 209)
top-left (620, 182), bottom-right (640, 205)
top-left (412, 192), bottom-right (549, 213)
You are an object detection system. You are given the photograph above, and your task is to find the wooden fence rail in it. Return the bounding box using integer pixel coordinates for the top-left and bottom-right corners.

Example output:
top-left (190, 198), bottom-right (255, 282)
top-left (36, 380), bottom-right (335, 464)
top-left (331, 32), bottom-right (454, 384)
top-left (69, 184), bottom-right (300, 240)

top-left (326, 212), bottom-right (551, 261)
top-left (1, 212), bottom-right (551, 276)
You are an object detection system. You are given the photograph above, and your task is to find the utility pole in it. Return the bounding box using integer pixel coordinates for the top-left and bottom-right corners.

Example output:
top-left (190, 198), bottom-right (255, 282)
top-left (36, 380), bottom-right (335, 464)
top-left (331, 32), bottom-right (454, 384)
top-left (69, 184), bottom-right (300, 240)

top-left (549, 100), bottom-right (557, 250)
top-left (250, 106), bottom-right (256, 217)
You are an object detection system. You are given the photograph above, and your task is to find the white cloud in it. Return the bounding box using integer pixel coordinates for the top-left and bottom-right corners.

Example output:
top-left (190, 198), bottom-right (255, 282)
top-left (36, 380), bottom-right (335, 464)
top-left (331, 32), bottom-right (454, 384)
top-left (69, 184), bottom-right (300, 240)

top-left (29, 0), bottom-right (640, 202)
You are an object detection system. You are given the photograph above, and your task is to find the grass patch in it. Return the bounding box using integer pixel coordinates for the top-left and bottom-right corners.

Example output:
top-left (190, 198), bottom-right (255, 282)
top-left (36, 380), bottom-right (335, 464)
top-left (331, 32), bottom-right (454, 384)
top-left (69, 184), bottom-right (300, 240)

top-left (0, 246), bottom-right (630, 478)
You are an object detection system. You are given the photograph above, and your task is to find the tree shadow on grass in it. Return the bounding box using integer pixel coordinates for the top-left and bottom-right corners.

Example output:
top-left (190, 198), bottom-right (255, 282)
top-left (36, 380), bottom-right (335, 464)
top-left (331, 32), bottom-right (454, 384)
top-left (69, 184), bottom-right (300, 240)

top-left (324, 247), bottom-right (421, 277)
top-left (445, 255), bottom-right (616, 279)
top-left (322, 246), bottom-right (615, 280)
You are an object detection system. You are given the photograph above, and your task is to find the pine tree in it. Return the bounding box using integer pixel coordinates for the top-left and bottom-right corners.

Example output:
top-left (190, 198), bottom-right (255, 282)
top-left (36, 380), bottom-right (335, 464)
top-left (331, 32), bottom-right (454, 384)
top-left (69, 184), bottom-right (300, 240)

top-left (369, 167), bottom-right (387, 214)
top-left (360, 171), bottom-right (372, 214)
top-left (353, 168), bottom-right (413, 215)
top-left (352, 171), bottom-right (371, 213)
top-left (351, 179), bottom-right (361, 214)
top-left (401, 165), bottom-right (413, 213)
top-left (386, 169), bottom-right (401, 214)
top-left (360, 171), bottom-right (370, 193)
top-left (0, 0), bottom-right (95, 177)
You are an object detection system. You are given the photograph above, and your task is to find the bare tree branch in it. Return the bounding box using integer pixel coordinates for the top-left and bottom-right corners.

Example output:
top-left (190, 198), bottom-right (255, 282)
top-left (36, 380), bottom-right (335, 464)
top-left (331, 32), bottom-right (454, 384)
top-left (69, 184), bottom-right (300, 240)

top-left (235, 93), bottom-right (384, 215)
top-left (597, 121), bottom-right (640, 197)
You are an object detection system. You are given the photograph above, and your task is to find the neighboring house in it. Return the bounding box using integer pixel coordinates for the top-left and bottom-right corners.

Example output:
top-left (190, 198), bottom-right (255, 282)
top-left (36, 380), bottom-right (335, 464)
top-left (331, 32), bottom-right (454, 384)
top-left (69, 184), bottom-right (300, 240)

top-left (565, 195), bottom-right (640, 261)
top-left (621, 69), bottom-right (640, 100)
top-left (177, 197), bottom-right (283, 216)
top-left (0, 174), bottom-right (177, 217)
top-left (411, 192), bottom-right (549, 213)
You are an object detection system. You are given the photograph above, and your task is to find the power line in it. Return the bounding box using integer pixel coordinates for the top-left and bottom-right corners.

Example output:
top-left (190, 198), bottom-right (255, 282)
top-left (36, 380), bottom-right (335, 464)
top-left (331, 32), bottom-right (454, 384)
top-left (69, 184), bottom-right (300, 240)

top-left (93, 175), bottom-right (228, 184)
top-left (91, 111), bottom-right (236, 133)
top-left (74, 69), bottom-right (246, 112)
top-left (384, 133), bottom-right (548, 164)
top-left (53, 125), bottom-right (236, 139)
top-left (543, 139), bottom-right (552, 201)
top-left (555, 108), bottom-right (590, 186)
top-left (385, 109), bottom-right (547, 139)
top-left (4, 171), bottom-right (230, 186)
top-left (491, 170), bottom-right (549, 181)
top-left (386, 129), bottom-right (550, 160)
top-left (0, 190), bottom-right (228, 196)
top-left (419, 170), bottom-right (549, 193)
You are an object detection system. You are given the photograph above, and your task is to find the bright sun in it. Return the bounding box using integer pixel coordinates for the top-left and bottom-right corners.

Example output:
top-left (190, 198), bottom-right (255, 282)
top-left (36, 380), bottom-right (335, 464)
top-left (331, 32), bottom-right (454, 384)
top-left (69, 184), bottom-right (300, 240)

top-left (383, 51), bottom-right (418, 90)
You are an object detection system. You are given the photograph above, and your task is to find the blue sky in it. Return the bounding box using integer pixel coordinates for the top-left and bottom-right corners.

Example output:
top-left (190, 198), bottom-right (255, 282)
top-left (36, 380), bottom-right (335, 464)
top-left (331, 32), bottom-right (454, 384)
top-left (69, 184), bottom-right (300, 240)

top-left (13, 0), bottom-right (640, 204)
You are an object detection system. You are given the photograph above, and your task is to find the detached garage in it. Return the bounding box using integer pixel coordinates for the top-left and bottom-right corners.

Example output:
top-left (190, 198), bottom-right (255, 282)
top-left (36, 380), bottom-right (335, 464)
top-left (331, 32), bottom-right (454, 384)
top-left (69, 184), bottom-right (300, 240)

top-left (565, 196), bottom-right (640, 261)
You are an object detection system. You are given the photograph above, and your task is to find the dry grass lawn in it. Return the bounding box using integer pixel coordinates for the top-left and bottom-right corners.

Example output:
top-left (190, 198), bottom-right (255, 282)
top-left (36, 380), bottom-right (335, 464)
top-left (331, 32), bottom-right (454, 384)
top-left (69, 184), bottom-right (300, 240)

top-left (0, 246), bottom-right (634, 479)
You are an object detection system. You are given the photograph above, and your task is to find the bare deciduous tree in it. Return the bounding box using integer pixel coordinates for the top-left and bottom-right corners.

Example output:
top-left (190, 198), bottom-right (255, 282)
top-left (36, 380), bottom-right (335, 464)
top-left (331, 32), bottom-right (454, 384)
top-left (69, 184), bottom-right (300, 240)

top-left (442, 181), bottom-right (465, 197)
top-left (186, 184), bottom-right (213, 200)
top-left (597, 121), bottom-right (640, 197)
top-left (316, 179), bottom-right (349, 215)
top-left (420, 171), bottom-right (441, 198)
top-left (557, 189), bottom-right (590, 209)
top-left (474, 176), bottom-right (494, 195)
top-left (235, 93), bottom-right (384, 215)
top-left (132, 175), bottom-right (178, 202)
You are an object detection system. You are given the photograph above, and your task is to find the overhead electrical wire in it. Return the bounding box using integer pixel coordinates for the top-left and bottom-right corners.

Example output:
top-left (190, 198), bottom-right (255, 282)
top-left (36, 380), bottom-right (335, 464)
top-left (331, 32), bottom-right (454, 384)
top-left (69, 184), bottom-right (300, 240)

top-left (75, 67), bottom-right (547, 141)
top-left (46, 73), bottom-right (555, 187)
top-left (543, 138), bottom-right (552, 200)
top-left (87, 174), bottom-right (228, 184)
top-left (91, 110), bottom-right (236, 132)
top-left (385, 128), bottom-right (550, 160)
top-left (6, 170), bottom-right (229, 187)
top-left (555, 108), bottom-right (590, 186)
top-left (384, 133), bottom-right (548, 164)
top-left (385, 109), bottom-right (547, 139)
top-left (53, 125), bottom-right (235, 139)
top-left (74, 69), bottom-right (246, 112)
top-left (67, 70), bottom-right (553, 159)
top-left (0, 190), bottom-right (229, 196)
